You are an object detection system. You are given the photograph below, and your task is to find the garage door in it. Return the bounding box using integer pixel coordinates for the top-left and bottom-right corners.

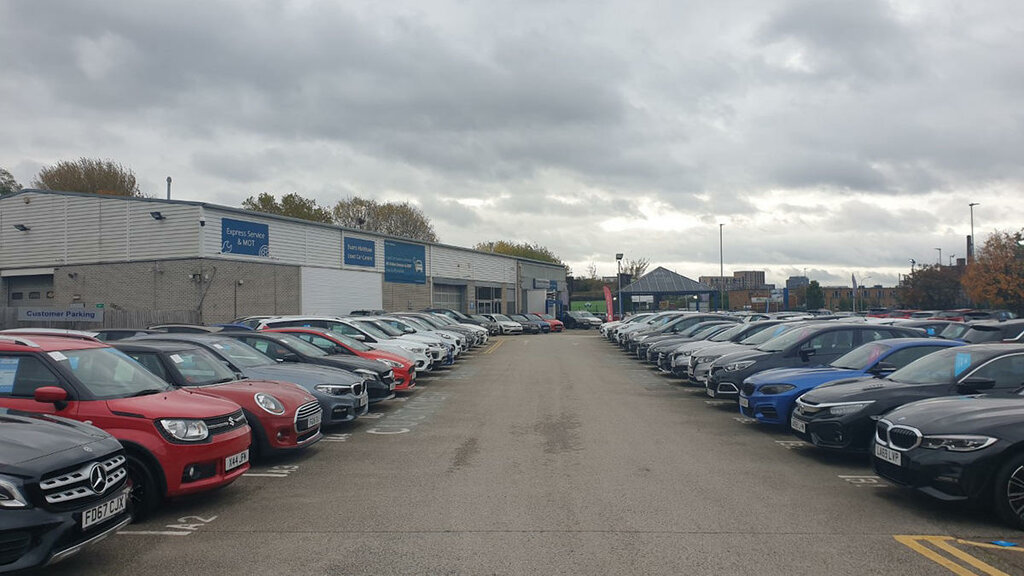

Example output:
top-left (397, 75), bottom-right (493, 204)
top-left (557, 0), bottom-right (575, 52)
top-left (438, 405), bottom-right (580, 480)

top-left (433, 284), bottom-right (466, 312)
top-left (301, 267), bottom-right (382, 315)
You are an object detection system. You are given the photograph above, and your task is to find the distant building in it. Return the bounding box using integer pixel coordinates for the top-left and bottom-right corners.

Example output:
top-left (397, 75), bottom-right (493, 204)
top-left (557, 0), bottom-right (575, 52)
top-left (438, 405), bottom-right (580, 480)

top-left (786, 276), bottom-right (809, 290)
top-left (699, 270), bottom-right (771, 291)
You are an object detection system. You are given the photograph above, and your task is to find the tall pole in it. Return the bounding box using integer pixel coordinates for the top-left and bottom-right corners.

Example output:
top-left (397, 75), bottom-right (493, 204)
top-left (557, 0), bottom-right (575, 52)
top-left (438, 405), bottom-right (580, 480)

top-left (969, 202), bottom-right (979, 262)
top-left (616, 253), bottom-right (623, 320)
top-left (936, 247), bottom-right (942, 265)
top-left (719, 223), bottom-right (724, 311)
top-left (166, 176), bottom-right (172, 200)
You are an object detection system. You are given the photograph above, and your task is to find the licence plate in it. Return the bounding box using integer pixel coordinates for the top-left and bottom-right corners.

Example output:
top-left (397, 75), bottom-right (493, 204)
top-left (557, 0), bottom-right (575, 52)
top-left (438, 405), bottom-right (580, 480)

top-left (706, 387), bottom-right (715, 398)
top-left (790, 417), bottom-right (807, 433)
top-left (874, 443), bottom-right (902, 466)
top-left (389, 381), bottom-right (395, 391)
top-left (225, 449), bottom-right (249, 472)
top-left (81, 492), bottom-right (128, 530)
top-left (739, 396), bottom-right (749, 408)
top-left (305, 410), bottom-right (322, 430)
top-left (357, 395), bottom-right (367, 408)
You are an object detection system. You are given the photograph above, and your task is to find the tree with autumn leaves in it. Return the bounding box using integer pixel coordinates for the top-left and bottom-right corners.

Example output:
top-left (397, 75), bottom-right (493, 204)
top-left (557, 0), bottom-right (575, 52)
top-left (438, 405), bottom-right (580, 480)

top-left (962, 230), bottom-right (1024, 315)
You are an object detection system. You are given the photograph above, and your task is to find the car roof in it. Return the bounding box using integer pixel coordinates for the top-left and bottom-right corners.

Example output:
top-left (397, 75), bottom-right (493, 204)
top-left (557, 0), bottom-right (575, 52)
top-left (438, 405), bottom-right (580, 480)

top-left (112, 341), bottom-right (201, 354)
top-left (0, 334), bottom-right (107, 351)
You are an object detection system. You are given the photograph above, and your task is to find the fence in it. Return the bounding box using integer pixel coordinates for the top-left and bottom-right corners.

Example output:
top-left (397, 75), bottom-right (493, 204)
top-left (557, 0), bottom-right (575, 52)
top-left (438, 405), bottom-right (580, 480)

top-left (0, 308), bottom-right (200, 331)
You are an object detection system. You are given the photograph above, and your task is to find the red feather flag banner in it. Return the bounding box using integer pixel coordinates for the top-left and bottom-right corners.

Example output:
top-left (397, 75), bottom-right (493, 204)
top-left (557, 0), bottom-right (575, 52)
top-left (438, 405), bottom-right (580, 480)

top-left (603, 285), bottom-right (615, 321)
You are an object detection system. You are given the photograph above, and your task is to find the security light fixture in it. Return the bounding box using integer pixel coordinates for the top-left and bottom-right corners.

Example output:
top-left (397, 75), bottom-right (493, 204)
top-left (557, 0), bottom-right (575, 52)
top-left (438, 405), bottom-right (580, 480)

top-left (615, 253), bottom-right (623, 261)
top-left (13, 224), bottom-right (30, 232)
top-left (150, 211), bottom-right (166, 220)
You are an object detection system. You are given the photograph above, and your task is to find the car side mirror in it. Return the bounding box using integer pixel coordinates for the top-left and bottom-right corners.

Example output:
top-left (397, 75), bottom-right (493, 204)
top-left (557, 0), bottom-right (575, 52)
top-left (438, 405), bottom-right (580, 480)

top-left (34, 386), bottom-right (69, 410)
top-left (278, 353), bottom-right (301, 363)
top-left (869, 361), bottom-right (896, 375)
top-left (957, 376), bottom-right (996, 394)
top-left (799, 347), bottom-right (816, 361)
top-left (351, 334), bottom-right (366, 341)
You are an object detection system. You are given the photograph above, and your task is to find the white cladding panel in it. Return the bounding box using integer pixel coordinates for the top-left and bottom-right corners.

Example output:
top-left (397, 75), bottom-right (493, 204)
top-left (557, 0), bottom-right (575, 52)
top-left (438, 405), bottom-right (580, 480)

top-left (202, 208), bottom-right (340, 267)
top-left (127, 203), bottom-right (200, 260)
top-left (0, 193), bottom-right (65, 267)
top-left (301, 267), bottom-right (383, 315)
top-left (429, 245), bottom-right (515, 283)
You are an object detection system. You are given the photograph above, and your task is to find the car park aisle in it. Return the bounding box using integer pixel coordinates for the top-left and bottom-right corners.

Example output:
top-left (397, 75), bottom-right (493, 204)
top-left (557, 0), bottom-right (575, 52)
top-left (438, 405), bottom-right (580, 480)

top-left (40, 334), bottom-right (1024, 575)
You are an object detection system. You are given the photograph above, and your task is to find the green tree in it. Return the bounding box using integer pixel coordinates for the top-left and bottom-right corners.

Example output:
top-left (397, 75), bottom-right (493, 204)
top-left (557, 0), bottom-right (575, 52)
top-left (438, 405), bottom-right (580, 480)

top-left (333, 197), bottom-right (438, 242)
top-left (0, 168), bottom-right (21, 195)
top-left (474, 240), bottom-right (562, 264)
top-left (242, 192), bottom-right (333, 223)
top-left (961, 229), bottom-right (1024, 315)
top-left (900, 264), bottom-right (965, 309)
top-left (33, 158), bottom-right (142, 197)
top-left (805, 281), bottom-right (825, 309)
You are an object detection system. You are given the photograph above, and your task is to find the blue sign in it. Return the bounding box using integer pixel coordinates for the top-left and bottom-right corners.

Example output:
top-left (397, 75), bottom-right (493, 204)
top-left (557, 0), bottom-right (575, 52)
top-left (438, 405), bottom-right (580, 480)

top-left (954, 352), bottom-right (972, 377)
top-left (344, 237), bottom-right (376, 267)
top-left (384, 240), bottom-right (426, 284)
top-left (221, 218), bottom-right (269, 257)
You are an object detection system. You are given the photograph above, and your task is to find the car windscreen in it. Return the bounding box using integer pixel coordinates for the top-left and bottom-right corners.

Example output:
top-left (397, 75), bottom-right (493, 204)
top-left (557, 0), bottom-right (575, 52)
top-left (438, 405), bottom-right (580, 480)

top-left (58, 347), bottom-right (173, 399)
top-left (962, 326), bottom-right (1013, 344)
top-left (352, 321), bottom-right (393, 339)
top-left (165, 348), bottom-right (238, 386)
top-left (491, 314), bottom-right (512, 322)
top-left (427, 315), bottom-right (456, 326)
top-left (691, 324), bottom-right (729, 339)
top-left (323, 331), bottom-right (373, 352)
top-left (365, 320), bottom-right (405, 337)
top-left (741, 324), bottom-right (796, 346)
top-left (274, 334), bottom-right (329, 357)
top-left (414, 315), bottom-right (446, 328)
top-left (471, 315), bottom-right (491, 323)
top-left (885, 347), bottom-right (973, 385)
top-left (830, 342), bottom-right (892, 370)
top-left (207, 339), bottom-right (276, 368)
top-left (709, 324), bottom-right (747, 342)
top-left (397, 317), bottom-right (431, 331)
top-left (755, 325), bottom-right (818, 352)
top-left (509, 315), bottom-right (530, 321)
top-left (938, 323), bottom-right (970, 340)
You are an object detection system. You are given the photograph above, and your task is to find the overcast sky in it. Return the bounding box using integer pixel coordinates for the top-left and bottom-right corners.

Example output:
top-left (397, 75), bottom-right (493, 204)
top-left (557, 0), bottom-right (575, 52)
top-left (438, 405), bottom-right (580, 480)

top-left (2, 0), bottom-right (1021, 288)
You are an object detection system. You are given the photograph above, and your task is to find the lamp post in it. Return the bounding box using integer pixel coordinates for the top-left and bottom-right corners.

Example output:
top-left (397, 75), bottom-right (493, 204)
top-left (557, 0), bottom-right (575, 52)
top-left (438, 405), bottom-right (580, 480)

top-left (949, 254), bottom-right (956, 267)
top-left (969, 202), bottom-right (979, 262)
top-left (936, 248), bottom-right (942, 265)
top-left (615, 253), bottom-right (624, 320)
top-left (719, 223), bottom-right (724, 311)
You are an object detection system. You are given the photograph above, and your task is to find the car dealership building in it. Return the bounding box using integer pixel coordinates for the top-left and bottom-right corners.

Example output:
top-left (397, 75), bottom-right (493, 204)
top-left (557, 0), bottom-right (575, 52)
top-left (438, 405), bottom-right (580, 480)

top-left (0, 190), bottom-right (567, 327)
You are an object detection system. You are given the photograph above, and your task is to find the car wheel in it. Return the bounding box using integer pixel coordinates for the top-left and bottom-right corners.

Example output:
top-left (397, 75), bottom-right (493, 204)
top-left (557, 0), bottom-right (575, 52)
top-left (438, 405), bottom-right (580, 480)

top-left (993, 452), bottom-right (1024, 529)
top-left (126, 454), bottom-right (161, 519)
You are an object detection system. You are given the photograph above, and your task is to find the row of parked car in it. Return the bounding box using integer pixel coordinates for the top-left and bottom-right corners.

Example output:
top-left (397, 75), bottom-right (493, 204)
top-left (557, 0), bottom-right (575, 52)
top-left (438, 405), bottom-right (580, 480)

top-left (601, 311), bottom-right (1024, 529)
top-left (0, 309), bottom-right (498, 572)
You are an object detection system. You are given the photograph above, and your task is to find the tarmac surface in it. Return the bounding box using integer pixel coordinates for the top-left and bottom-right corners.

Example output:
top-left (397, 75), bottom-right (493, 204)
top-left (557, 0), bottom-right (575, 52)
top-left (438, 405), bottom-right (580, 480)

top-left (41, 331), bottom-right (1024, 575)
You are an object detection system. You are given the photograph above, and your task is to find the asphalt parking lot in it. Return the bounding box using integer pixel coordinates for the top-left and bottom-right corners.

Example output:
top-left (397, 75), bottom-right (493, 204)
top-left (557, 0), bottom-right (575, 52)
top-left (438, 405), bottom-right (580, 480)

top-left (40, 332), bottom-right (1024, 575)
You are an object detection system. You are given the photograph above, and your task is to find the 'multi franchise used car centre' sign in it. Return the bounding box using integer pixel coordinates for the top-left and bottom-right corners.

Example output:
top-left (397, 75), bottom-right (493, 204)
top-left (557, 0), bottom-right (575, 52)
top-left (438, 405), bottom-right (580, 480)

top-left (18, 308), bottom-right (104, 322)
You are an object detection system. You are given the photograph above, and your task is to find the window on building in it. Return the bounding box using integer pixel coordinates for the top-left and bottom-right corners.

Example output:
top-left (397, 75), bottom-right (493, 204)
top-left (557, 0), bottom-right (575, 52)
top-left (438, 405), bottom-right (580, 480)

top-left (11, 292), bottom-right (23, 300)
top-left (28, 292), bottom-right (41, 300)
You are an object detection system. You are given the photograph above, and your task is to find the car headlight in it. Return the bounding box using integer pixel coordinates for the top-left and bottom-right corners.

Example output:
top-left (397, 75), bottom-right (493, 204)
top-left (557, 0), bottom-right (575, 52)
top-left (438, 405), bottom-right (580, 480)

top-left (826, 402), bottom-right (874, 417)
top-left (315, 384), bottom-right (353, 395)
top-left (254, 392), bottom-right (285, 415)
top-left (403, 345), bottom-right (426, 354)
top-left (0, 475), bottom-right (29, 509)
top-left (759, 384), bottom-right (796, 395)
top-left (696, 356), bottom-right (717, 364)
top-left (159, 419), bottom-right (209, 442)
top-left (353, 369), bottom-right (379, 381)
top-left (920, 435), bottom-right (998, 452)
top-left (376, 358), bottom-right (403, 368)
top-left (723, 360), bottom-right (756, 372)
top-left (439, 333), bottom-right (453, 339)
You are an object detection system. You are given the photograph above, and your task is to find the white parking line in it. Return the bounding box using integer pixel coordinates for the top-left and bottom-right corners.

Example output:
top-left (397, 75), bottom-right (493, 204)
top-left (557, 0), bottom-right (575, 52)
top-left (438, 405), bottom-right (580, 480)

top-left (119, 531), bottom-right (192, 536)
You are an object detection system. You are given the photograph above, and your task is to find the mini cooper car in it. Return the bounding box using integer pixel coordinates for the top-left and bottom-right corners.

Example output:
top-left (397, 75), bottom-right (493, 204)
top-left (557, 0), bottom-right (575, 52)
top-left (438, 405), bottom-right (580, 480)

top-left (0, 334), bottom-right (251, 517)
top-left (132, 334), bottom-right (370, 426)
top-left (872, 390), bottom-right (1024, 529)
top-left (112, 341), bottom-right (322, 458)
top-left (791, 344), bottom-right (1024, 452)
top-left (0, 409), bottom-right (132, 571)
top-left (739, 338), bottom-right (962, 425)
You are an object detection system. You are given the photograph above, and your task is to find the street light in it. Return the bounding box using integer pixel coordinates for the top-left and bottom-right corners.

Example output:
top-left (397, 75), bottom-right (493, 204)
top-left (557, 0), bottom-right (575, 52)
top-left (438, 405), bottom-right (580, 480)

top-left (935, 247), bottom-right (942, 265)
top-left (969, 202), bottom-right (979, 262)
top-left (615, 253), bottom-right (624, 320)
top-left (719, 223), bottom-right (724, 311)
top-left (949, 254), bottom-right (956, 267)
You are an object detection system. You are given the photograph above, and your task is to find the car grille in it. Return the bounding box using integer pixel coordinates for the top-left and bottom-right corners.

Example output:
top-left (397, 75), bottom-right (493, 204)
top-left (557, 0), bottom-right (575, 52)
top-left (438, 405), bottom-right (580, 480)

top-left (794, 399), bottom-right (825, 416)
top-left (875, 420), bottom-right (922, 451)
top-left (382, 370), bottom-right (395, 385)
top-left (294, 401), bottom-right (322, 433)
top-left (353, 382), bottom-right (365, 396)
top-left (39, 454), bottom-right (128, 509)
top-left (741, 383), bottom-right (756, 396)
top-left (206, 410), bottom-right (247, 436)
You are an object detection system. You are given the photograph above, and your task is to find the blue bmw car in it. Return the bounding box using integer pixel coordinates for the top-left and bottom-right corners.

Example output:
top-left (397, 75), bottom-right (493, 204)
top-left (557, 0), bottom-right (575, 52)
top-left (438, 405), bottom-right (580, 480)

top-left (738, 338), bottom-right (963, 425)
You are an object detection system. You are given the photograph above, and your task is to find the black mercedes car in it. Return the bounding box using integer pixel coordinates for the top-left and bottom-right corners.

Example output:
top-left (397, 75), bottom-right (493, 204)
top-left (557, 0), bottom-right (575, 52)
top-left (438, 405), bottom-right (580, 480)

top-left (218, 331), bottom-right (397, 404)
top-left (705, 323), bottom-right (923, 400)
top-left (0, 409), bottom-right (132, 572)
top-left (872, 391), bottom-right (1024, 529)
top-left (792, 344), bottom-right (1024, 452)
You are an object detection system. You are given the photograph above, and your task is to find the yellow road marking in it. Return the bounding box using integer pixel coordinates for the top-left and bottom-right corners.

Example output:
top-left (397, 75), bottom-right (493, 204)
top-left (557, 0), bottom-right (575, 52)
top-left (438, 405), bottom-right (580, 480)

top-left (894, 535), bottom-right (1012, 576)
top-left (483, 339), bottom-right (504, 355)
top-left (957, 539), bottom-right (1024, 554)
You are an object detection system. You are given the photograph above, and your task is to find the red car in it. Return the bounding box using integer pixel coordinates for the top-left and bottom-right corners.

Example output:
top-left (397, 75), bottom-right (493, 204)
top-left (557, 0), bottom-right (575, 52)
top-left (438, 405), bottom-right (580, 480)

top-left (112, 341), bottom-right (323, 458)
top-left (265, 328), bottom-right (417, 392)
top-left (0, 334), bottom-right (252, 516)
top-left (529, 313), bottom-right (565, 332)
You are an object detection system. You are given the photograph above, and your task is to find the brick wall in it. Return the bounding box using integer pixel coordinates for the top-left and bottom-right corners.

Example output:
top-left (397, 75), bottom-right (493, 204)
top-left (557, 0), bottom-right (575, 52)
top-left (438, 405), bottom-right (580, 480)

top-left (383, 281), bottom-right (431, 311)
